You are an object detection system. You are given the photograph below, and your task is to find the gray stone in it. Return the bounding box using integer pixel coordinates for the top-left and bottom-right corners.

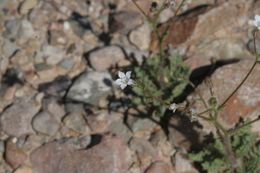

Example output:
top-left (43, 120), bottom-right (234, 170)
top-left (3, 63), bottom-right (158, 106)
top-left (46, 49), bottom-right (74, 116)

top-left (124, 46), bottom-right (148, 65)
top-left (4, 19), bottom-right (21, 39)
top-left (42, 45), bottom-right (65, 65)
top-left (19, 0), bottom-right (38, 15)
top-left (0, 96), bottom-right (41, 137)
top-left (32, 111), bottom-right (60, 136)
top-left (63, 113), bottom-right (90, 134)
top-left (88, 46), bottom-right (129, 71)
top-left (82, 31), bottom-right (100, 52)
top-left (58, 58), bottom-right (75, 70)
top-left (17, 20), bottom-right (35, 42)
top-left (109, 11), bottom-right (143, 34)
top-left (129, 22), bottom-right (151, 50)
top-left (34, 63), bottom-right (52, 71)
top-left (129, 137), bottom-right (157, 158)
top-left (2, 39), bottom-right (19, 58)
top-left (66, 71), bottom-right (112, 105)
top-left (65, 136), bottom-right (91, 149)
top-left (69, 16), bottom-right (90, 38)
top-left (44, 98), bottom-right (66, 120)
top-left (132, 118), bottom-right (158, 133)
top-left (38, 76), bottom-right (72, 97)
top-left (0, 140), bottom-right (4, 153)
top-left (64, 103), bottom-right (85, 114)
top-left (108, 120), bottom-right (132, 143)
top-left (3, 19), bottom-right (34, 42)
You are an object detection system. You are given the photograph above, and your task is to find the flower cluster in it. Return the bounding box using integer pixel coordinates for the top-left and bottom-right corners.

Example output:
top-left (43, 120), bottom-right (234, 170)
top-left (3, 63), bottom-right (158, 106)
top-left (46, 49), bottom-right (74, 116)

top-left (253, 14), bottom-right (260, 30)
top-left (115, 71), bottom-right (134, 89)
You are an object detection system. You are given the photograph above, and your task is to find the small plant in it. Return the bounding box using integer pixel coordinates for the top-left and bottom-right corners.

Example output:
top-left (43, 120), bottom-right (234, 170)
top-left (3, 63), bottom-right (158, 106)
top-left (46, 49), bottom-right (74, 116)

top-left (114, 1), bottom-right (260, 173)
top-left (189, 124), bottom-right (260, 173)
top-left (131, 54), bottom-right (190, 117)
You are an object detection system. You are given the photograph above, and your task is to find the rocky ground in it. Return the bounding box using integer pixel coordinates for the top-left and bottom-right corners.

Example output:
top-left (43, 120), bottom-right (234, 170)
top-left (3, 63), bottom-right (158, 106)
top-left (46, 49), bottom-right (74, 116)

top-left (0, 0), bottom-right (260, 173)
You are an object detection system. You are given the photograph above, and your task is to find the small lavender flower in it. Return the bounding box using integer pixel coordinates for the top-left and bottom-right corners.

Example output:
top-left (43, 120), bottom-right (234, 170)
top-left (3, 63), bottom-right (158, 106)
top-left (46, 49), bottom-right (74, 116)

top-left (253, 14), bottom-right (260, 30)
top-left (115, 71), bottom-right (134, 89)
top-left (169, 103), bottom-right (178, 113)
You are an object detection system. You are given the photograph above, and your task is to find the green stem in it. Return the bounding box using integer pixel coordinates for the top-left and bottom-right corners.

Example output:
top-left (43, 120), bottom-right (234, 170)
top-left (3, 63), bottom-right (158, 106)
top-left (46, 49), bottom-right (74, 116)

top-left (214, 119), bottom-right (238, 172)
top-left (228, 115), bottom-right (260, 135)
top-left (161, 0), bottom-right (187, 41)
top-left (218, 60), bottom-right (257, 109)
top-left (218, 31), bottom-right (258, 109)
top-left (197, 31), bottom-right (258, 118)
top-left (130, 0), bottom-right (151, 22)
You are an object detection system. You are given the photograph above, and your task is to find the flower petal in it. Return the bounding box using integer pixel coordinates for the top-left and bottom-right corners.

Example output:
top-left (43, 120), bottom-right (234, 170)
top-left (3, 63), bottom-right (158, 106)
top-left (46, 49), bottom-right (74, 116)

top-left (255, 14), bottom-right (260, 21)
top-left (127, 79), bottom-right (134, 85)
top-left (120, 83), bottom-right (127, 89)
top-left (253, 20), bottom-right (258, 27)
top-left (126, 71), bottom-right (132, 78)
top-left (118, 71), bottom-right (125, 78)
top-left (169, 103), bottom-right (178, 112)
top-left (115, 79), bottom-right (123, 85)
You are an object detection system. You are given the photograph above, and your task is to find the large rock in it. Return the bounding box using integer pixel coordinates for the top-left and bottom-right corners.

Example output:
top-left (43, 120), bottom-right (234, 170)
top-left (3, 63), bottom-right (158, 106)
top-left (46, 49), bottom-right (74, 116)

top-left (63, 112), bottom-right (91, 134)
top-left (145, 161), bottom-right (174, 173)
top-left (129, 22), bottom-right (151, 50)
top-left (42, 45), bottom-right (65, 65)
top-left (151, 0), bottom-right (254, 59)
top-left (19, 0), bottom-right (38, 15)
top-left (32, 111), bottom-right (60, 136)
top-left (191, 59), bottom-right (260, 131)
top-left (5, 139), bottom-right (27, 169)
top-left (14, 165), bottom-right (33, 173)
top-left (185, 0), bottom-right (253, 60)
top-left (109, 11), bottom-right (143, 34)
top-left (4, 19), bottom-right (35, 43)
top-left (0, 95), bottom-right (41, 136)
top-left (88, 46), bottom-right (129, 71)
top-left (150, 4), bottom-right (212, 51)
top-left (66, 71), bottom-right (112, 105)
top-left (30, 135), bottom-right (130, 173)
top-left (174, 153), bottom-right (198, 173)
top-left (38, 76), bottom-right (72, 97)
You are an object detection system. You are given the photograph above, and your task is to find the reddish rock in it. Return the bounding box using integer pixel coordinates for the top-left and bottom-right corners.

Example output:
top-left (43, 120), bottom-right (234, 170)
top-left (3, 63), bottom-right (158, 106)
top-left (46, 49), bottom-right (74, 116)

top-left (5, 139), bottom-right (27, 169)
top-left (88, 46), bottom-right (129, 71)
top-left (109, 11), bottom-right (143, 34)
top-left (150, 5), bottom-right (213, 52)
top-left (191, 59), bottom-right (260, 130)
top-left (30, 135), bottom-right (130, 173)
top-left (145, 161), bottom-right (175, 173)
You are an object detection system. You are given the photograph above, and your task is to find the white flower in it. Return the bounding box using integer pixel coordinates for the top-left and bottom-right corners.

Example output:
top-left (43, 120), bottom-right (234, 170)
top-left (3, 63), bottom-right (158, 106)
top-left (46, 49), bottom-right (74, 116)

top-left (253, 14), bottom-right (260, 30)
top-left (115, 71), bottom-right (134, 89)
top-left (169, 103), bottom-right (178, 113)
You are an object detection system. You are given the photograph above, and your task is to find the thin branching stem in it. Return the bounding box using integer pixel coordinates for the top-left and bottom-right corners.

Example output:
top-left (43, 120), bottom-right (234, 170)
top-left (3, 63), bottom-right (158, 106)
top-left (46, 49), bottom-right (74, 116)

top-left (130, 0), bottom-right (150, 21)
top-left (228, 115), bottom-right (260, 135)
top-left (218, 31), bottom-right (258, 109)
